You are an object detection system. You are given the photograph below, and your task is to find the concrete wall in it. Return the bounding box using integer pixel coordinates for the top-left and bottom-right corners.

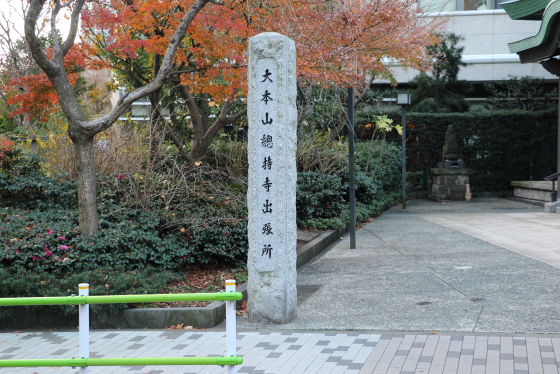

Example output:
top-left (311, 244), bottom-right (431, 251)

top-left (379, 10), bottom-right (557, 85)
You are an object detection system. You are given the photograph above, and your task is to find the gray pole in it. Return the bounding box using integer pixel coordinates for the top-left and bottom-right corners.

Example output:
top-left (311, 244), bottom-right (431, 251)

top-left (348, 87), bottom-right (356, 249)
top-left (401, 105), bottom-right (407, 209)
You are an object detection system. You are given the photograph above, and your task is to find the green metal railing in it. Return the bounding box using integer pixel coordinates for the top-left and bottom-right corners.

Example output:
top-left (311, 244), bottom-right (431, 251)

top-left (0, 292), bottom-right (242, 306)
top-left (0, 356), bottom-right (243, 367)
top-left (0, 282), bottom-right (243, 373)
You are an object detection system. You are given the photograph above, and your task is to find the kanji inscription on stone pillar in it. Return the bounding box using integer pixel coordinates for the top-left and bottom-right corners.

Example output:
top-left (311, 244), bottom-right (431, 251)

top-left (247, 32), bottom-right (297, 324)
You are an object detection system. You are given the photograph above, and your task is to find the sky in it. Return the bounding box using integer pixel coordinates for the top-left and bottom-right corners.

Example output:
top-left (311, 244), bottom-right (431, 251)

top-left (0, 0), bottom-right (73, 56)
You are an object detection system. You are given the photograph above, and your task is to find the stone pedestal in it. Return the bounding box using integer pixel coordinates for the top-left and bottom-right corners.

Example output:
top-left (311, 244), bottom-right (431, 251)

top-left (511, 181), bottom-right (555, 202)
top-left (429, 168), bottom-right (473, 202)
top-left (247, 32), bottom-right (297, 324)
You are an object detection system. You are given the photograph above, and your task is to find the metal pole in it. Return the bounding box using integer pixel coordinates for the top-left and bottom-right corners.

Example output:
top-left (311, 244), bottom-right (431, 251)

top-left (401, 105), bottom-right (407, 209)
top-left (225, 279), bottom-right (237, 374)
top-left (348, 87), bottom-right (356, 249)
top-left (557, 78), bottom-right (559, 200)
top-left (0, 292), bottom-right (243, 306)
top-left (0, 357), bottom-right (243, 367)
top-left (78, 283), bottom-right (89, 374)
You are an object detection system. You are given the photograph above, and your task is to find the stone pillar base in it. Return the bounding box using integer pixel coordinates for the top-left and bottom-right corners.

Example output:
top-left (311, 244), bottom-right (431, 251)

top-left (429, 168), bottom-right (473, 202)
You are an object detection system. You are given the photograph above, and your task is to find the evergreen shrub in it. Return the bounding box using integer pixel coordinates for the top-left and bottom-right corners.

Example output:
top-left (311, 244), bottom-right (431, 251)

top-left (296, 140), bottom-right (402, 229)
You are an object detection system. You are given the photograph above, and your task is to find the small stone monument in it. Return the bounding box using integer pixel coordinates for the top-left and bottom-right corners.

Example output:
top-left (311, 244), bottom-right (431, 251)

top-left (429, 125), bottom-right (473, 201)
top-left (247, 32), bottom-right (297, 324)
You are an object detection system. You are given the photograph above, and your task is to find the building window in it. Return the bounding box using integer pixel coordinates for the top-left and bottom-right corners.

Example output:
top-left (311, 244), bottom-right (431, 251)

top-left (464, 0), bottom-right (491, 10)
top-left (419, 0), bottom-right (457, 12)
top-left (420, 0), bottom-right (508, 12)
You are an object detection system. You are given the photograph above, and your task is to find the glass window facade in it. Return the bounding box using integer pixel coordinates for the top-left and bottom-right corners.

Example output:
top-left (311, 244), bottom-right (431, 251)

top-left (464, 0), bottom-right (492, 10)
top-left (419, 0), bottom-right (456, 12)
top-left (420, 0), bottom-right (508, 12)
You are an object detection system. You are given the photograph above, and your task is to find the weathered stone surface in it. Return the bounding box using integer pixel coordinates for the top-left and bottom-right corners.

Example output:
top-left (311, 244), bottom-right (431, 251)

top-left (513, 188), bottom-right (554, 202)
top-left (247, 32), bottom-right (297, 324)
top-left (544, 200), bottom-right (560, 212)
top-left (431, 168), bottom-right (473, 175)
top-left (442, 125), bottom-right (460, 161)
top-left (511, 181), bottom-right (553, 191)
top-left (429, 169), bottom-right (472, 202)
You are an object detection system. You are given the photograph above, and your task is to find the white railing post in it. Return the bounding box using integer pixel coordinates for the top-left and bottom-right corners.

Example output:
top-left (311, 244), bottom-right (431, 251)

top-left (78, 283), bottom-right (89, 374)
top-left (225, 279), bottom-right (237, 374)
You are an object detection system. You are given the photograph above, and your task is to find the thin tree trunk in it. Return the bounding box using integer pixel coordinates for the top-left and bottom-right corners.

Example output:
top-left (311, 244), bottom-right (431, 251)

top-left (25, 0), bottom-right (216, 236)
top-left (73, 135), bottom-right (98, 237)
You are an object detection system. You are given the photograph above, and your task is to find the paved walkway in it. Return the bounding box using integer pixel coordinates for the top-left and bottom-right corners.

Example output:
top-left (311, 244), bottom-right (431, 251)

top-left (4, 198), bottom-right (560, 374)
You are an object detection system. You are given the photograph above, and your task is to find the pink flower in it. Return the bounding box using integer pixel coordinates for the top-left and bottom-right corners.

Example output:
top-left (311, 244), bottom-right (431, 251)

top-left (59, 236), bottom-right (65, 240)
top-left (224, 231), bottom-right (229, 236)
top-left (47, 231), bottom-right (54, 235)
top-left (15, 250), bottom-right (20, 254)
top-left (44, 244), bottom-right (49, 248)
top-left (117, 174), bottom-right (124, 180)
top-left (46, 251), bottom-right (52, 257)
top-left (32, 256), bottom-right (38, 261)
top-left (60, 245), bottom-right (68, 250)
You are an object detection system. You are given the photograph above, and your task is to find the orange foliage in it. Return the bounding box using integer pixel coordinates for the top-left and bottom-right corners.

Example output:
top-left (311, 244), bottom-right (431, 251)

top-left (0, 136), bottom-right (14, 163)
top-left (82, 0), bottom-right (439, 103)
top-left (262, 0), bottom-right (440, 87)
top-left (6, 44), bottom-right (92, 123)
top-left (10, 0), bottom-right (438, 120)
top-left (81, 0), bottom-right (253, 102)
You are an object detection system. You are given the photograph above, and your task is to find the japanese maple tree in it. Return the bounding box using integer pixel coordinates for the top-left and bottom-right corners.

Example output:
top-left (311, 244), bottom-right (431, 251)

top-left (23, 0), bottom-right (222, 236)
top-left (20, 0), bottom-right (438, 236)
top-left (82, 0), bottom-right (438, 163)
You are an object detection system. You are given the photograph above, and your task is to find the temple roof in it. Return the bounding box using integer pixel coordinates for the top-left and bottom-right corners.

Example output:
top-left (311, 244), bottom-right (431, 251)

top-left (507, 0), bottom-right (560, 63)
top-left (502, 0), bottom-right (549, 20)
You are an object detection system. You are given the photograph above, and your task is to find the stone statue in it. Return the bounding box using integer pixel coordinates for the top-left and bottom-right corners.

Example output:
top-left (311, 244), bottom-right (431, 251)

top-left (442, 125), bottom-right (460, 161)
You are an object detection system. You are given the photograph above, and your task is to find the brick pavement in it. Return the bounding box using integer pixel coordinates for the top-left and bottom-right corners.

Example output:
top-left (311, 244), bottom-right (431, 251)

top-left (2, 330), bottom-right (560, 374)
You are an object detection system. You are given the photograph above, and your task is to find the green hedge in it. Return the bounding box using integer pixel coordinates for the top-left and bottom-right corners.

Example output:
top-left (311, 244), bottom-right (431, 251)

top-left (388, 110), bottom-right (558, 193)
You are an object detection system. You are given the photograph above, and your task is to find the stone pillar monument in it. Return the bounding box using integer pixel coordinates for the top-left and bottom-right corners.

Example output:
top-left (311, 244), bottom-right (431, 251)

top-left (429, 125), bottom-right (473, 201)
top-left (247, 32), bottom-right (297, 324)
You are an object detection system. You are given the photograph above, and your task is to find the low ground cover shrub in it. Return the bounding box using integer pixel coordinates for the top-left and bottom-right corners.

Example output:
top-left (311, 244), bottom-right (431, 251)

top-left (0, 266), bottom-right (180, 317)
top-left (0, 132), bottom-right (402, 307)
top-left (1, 153), bottom-right (249, 273)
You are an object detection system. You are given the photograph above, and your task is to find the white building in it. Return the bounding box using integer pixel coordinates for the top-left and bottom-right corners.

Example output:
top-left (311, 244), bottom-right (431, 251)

top-left (376, 0), bottom-right (557, 109)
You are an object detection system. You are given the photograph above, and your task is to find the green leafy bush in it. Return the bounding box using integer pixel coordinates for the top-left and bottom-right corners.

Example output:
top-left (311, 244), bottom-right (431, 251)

top-left (296, 140), bottom-right (402, 230)
top-left (1, 154), bottom-right (249, 272)
top-left (0, 152), bottom-right (77, 210)
top-left (296, 172), bottom-right (345, 221)
top-left (0, 266), bottom-right (180, 317)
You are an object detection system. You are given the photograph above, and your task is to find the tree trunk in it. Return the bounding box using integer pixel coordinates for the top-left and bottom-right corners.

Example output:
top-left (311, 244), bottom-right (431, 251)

top-left (189, 137), bottom-right (208, 161)
top-left (72, 134), bottom-right (98, 237)
top-left (25, 0), bottom-right (215, 236)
